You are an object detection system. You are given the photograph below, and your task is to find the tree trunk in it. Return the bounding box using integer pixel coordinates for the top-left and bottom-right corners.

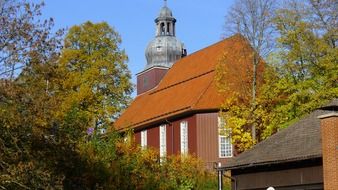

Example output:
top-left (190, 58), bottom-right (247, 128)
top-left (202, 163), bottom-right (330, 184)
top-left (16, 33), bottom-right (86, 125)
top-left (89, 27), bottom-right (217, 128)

top-left (251, 53), bottom-right (258, 142)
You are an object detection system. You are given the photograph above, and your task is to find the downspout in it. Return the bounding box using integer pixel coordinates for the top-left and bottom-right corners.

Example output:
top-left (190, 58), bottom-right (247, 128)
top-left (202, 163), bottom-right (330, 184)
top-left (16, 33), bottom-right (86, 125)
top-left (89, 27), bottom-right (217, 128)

top-left (214, 162), bottom-right (237, 190)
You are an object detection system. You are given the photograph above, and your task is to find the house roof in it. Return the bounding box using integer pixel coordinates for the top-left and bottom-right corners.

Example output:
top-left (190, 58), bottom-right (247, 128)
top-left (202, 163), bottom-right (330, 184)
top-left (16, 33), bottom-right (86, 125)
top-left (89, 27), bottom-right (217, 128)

top-left (114, 34), bottom-right (258, 131)
top-left (222, 99), bottom-right (338, 170)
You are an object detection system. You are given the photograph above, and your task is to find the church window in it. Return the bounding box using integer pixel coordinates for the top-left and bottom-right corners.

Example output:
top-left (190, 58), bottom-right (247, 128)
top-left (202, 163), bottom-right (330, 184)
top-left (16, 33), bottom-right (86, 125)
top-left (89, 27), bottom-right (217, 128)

top-left (141, 130), bottom-right (147, 149)
top-left (218, 117), bottom-right (232, 158)
top-left (159, 125), bottom-right (166, 158)
top-left (180, 121), bottom-right (188, 155)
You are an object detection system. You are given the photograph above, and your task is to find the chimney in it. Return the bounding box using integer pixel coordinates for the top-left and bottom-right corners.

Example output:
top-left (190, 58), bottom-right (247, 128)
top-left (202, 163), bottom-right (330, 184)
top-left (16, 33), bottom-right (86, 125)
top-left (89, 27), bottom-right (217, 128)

top-left (318, 112), bottom-right (338, 190)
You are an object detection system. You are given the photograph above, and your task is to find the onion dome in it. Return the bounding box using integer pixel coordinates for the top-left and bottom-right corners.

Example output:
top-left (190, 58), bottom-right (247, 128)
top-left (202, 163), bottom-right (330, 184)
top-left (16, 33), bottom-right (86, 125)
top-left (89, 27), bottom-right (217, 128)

top-left (144, 1), bottom-right (186, 69)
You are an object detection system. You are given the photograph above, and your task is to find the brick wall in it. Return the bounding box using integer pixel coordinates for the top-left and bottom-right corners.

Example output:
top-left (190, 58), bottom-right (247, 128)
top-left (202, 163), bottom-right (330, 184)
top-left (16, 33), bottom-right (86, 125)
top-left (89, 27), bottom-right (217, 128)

top-left (318, 113), bottom-right (338, 190)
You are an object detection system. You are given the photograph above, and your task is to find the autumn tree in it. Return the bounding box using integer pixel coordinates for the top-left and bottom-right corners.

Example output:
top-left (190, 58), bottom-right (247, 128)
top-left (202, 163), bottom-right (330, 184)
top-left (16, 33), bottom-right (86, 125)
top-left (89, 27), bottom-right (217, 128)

top-left (222, 0), bottom-right (277, 142)
top-left (219, 0), bottom-right (337, 151)
top-left (0, 0), bottom-right (62, 79)
top-left (55, 21), bottom-right (133, 137)
top-left (256, 0), bottom-right (337, 137)
top-left (0, 0), bottom-right (65, 188)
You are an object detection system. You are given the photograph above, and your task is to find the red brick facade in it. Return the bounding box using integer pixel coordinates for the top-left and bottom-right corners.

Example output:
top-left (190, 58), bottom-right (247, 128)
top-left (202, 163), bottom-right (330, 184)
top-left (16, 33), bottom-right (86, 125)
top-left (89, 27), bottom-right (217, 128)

top-left (318, 113), bottom-right (338, 190)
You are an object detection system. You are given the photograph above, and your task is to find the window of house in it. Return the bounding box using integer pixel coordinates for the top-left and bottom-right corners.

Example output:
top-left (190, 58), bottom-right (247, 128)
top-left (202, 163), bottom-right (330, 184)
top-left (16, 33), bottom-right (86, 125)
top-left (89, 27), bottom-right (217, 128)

top-left (141, 130), bottom-right (147, 149)
top-left (159, 125), bottom-right (166, 158)
top-left (218, 117), bottom-right (232, 158)
top-left (180, 121), bottom-right (188, 155)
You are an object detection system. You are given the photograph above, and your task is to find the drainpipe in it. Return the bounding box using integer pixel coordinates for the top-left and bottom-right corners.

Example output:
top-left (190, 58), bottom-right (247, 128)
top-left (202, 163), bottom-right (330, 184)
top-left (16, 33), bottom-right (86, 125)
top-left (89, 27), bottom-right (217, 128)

top-left (217, 162), bottom-right (223, 190)
top-left (215, 162), bottom-right (237, 190)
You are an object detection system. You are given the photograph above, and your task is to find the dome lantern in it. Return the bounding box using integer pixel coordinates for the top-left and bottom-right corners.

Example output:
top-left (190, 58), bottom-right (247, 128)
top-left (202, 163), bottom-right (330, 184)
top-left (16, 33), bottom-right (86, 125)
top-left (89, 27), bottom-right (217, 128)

top-left (145, 0), bottom-right (186, 70)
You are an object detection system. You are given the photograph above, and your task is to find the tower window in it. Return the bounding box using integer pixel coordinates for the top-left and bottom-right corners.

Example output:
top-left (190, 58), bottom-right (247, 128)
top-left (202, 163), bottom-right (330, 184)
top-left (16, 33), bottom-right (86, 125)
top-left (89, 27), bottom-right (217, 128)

top-left (167, 22), bottom-right (170, 34)
top-left (160, 23), bottom-right (165, 35)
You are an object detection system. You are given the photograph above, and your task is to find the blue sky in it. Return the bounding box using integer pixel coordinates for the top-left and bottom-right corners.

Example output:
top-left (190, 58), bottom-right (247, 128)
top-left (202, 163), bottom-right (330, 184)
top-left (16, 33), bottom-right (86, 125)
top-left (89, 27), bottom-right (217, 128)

top-left (37, 0), bottom-right (234, 91)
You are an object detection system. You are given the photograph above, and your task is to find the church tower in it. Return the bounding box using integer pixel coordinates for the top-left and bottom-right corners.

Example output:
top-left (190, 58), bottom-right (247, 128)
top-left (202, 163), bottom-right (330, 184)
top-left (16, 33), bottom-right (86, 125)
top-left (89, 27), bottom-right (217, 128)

top-left (137, 0), bottom-right (186, 95)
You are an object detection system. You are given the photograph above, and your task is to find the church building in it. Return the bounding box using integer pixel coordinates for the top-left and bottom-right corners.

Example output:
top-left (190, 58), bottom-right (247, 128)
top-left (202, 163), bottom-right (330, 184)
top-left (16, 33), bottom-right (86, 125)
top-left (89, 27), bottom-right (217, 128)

top-left (114, 2), bottom-right (261, 168)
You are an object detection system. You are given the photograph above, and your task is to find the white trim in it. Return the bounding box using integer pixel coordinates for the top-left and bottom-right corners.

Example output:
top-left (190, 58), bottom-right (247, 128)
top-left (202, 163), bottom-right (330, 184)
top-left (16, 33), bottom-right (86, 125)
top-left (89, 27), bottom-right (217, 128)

top-left (180, 121), bottom-right (188, 155)
top-left (159, 124), bottom-right (167, 158)
top-left (141, 130), bottom-right (147, 149)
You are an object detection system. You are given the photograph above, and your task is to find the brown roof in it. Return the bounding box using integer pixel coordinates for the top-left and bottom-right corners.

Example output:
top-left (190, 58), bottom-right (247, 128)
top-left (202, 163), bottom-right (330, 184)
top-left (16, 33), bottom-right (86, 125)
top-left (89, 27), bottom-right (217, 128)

top-left (114, 34), bottom-right (257, 131)
top-left (222, 100), bottom-right (338, 170)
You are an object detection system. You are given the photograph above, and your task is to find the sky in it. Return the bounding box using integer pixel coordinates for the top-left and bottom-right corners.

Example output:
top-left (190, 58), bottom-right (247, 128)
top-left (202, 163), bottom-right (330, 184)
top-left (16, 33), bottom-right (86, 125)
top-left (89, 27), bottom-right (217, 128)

top-left (37, 0), bottom-right (234, 92)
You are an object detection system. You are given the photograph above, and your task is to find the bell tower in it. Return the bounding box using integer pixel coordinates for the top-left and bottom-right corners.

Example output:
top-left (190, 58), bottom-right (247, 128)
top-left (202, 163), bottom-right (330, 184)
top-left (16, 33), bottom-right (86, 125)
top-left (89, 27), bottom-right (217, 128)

top-left (137, 0), bottom-right (187, 95)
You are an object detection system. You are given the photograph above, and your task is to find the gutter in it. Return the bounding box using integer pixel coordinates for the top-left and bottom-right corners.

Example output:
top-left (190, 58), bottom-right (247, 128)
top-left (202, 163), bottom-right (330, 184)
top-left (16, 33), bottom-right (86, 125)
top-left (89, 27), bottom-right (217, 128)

top-left (219, 154), bottom-right (322, 171)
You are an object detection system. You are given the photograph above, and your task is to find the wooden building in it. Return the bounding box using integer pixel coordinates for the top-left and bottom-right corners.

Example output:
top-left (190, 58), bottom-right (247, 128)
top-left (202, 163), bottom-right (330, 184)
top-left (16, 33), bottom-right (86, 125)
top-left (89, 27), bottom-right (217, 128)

top-left (114, 3), bottom-right (263, 168)
top-left (219, 99), bottom-right (338, 190)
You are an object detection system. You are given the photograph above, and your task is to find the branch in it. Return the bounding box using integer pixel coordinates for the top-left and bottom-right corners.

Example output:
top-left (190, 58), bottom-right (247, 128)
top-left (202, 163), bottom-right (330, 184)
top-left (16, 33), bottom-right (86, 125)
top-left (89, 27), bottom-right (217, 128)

top-left (0, 65), bottom-right (25, 76)
top-left (10, 181), bottom-right (30, 190)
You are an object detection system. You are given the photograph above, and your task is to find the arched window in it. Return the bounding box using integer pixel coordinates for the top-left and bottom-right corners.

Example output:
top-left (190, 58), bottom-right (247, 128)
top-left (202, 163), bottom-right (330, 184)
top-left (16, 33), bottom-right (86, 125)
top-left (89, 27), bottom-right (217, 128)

top-left (160, 23), bottom-right (165, 35)
top-left (167, 22), bottom-right (170, 34)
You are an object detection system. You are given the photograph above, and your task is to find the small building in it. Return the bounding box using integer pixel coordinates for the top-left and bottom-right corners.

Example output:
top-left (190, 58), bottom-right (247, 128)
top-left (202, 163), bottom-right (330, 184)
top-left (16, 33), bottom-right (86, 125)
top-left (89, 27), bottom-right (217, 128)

top-left (219, 99), bottom-right (338, 190)
top-left (114, 2), bottom-right (263, 168)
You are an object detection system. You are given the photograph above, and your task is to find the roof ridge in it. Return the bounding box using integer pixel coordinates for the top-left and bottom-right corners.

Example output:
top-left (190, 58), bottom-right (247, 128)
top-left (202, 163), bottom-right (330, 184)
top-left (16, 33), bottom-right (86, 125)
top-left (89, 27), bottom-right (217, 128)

top-left (178, 34), bottom-right (243, 60)
top-left (149, 70), bottom-right (214, 95)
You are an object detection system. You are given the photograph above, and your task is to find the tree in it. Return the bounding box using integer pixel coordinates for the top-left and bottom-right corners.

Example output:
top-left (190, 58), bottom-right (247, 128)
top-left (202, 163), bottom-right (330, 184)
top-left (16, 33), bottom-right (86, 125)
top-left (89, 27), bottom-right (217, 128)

top-left (222, 0), bottom-right (277, 141)
top-left (0, 1), bottom-right (65, 188)
top-left (55, 21), bottom-right (133, 134)
top-left (256, 0), bottom-right (338, 137)
top-left (219, 0), bottom-right (337, 151)
top-left (0, 0), bottom-right (62, 79)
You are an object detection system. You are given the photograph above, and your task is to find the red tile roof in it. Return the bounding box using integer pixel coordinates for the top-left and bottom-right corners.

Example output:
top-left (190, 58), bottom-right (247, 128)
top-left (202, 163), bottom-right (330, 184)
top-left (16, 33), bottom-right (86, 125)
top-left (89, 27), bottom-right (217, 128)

top-left (114, 34), bottom-right (258, 131)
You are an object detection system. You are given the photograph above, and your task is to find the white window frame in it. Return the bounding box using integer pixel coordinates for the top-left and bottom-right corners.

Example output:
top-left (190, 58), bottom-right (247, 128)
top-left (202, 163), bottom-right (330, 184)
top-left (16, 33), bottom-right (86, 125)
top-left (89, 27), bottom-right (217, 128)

top-left (218, 117), bottom-right (233, 158)
top-left (180, 121), bottom-right (188, 155)
top-left (159, 124), bottom-right (167, 158)
top-left (141, 130), bottom-right (147, 149)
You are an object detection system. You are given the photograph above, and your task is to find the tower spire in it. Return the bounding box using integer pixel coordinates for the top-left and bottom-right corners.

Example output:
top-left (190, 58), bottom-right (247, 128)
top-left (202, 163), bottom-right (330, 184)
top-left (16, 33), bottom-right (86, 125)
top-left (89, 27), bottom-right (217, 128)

top-left (164, 0), bottom-right (167, 7)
